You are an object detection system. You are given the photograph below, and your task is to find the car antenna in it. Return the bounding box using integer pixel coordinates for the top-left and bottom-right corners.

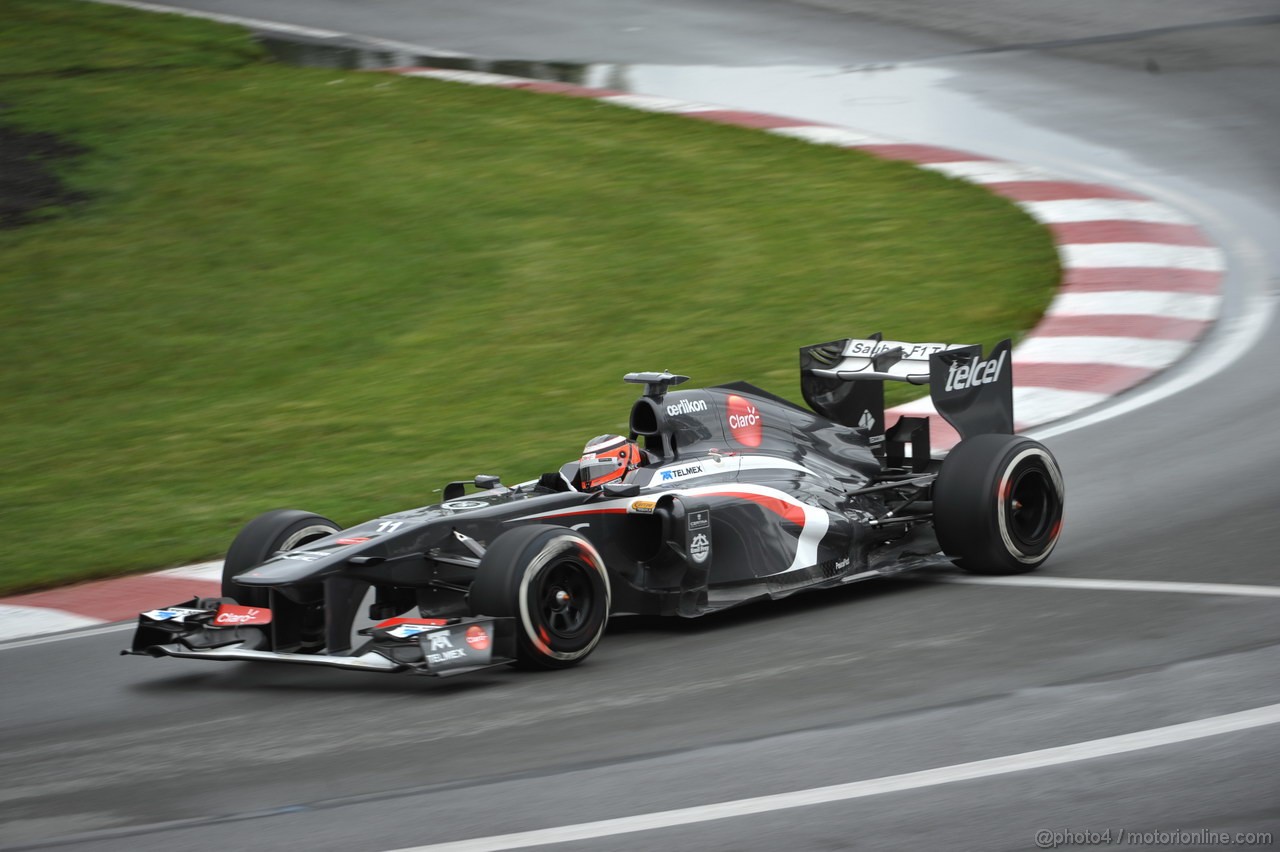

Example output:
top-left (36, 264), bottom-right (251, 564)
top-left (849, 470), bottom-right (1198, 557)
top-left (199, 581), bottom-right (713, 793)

top-left (623, 371), bottom-right (690, 399)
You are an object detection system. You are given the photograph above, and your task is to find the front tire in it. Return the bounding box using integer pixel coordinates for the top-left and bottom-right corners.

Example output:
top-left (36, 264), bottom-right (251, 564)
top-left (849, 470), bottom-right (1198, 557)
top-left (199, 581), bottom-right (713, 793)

top-left (221, 509), bottom-right (342, 605)
top-left (934, 434), bottom-right (1064, 574)
top-left (468, 525), bottom-right (611, 669)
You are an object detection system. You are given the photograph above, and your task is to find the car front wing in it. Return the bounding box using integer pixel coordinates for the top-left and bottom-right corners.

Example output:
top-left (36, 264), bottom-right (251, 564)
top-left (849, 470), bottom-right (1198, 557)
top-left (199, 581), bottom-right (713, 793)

top-left (122, 597), bottom-right (518, 677)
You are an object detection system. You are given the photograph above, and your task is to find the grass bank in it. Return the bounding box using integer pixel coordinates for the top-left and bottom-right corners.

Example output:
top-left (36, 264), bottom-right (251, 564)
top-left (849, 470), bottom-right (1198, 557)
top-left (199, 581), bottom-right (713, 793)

top-left (0, 0), bottom-right (1058, 593)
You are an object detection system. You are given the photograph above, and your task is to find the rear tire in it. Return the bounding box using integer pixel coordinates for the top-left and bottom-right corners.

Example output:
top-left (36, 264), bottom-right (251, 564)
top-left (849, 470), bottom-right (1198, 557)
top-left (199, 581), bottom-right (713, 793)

top-left (934, 435), bottom-right (1064, 574)
top-left (468, 525), bottom-right (611, 669)
top-left (221, 509), bottom-right (342, 605)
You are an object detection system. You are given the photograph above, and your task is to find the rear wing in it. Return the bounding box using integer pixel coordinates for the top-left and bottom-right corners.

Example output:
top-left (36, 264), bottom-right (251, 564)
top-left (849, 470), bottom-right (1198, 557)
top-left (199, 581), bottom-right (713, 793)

top-left (800, 334), bottom-right (1013, 463)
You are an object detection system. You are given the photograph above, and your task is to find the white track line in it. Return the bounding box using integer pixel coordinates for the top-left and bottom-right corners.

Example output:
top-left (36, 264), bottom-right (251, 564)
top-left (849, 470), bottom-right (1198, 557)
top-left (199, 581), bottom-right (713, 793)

top-left (767, 126), bottom-right (892, 146)
top-left (89, 0), bottom-right (472, 56)
top-left (929, 575), bottom-right (1280, 598)
top-left (1013, 335), bottom-right (1190, 368)
top-left (153, 560), bottom-right (223, 581)
top-left (921, 160), bottom-right (1061, 183)
top-left (1047, 291), bottom-right (1220, 321)
top-left (400, 69), bottom-right (527, 86)
top-left (1059, 242), bottom-right (1225, 271)
top-left (90, 0), bottom-right (346, 39)
top-left (0, 621), bottom-right (132, 652)
top-left (599, 94), bottom-right (721, 114)
top-left (0, 605), bottom-right (104, 641)
top-left (1018, 199), bottom-right (1193, 225)
top-left (384, 702), bottom-right (1280, 852)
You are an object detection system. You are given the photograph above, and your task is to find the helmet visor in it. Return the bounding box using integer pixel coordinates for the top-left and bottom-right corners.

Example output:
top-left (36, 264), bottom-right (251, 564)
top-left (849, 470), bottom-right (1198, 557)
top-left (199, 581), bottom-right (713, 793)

top-left (580, 456), bottom-right (627, 490)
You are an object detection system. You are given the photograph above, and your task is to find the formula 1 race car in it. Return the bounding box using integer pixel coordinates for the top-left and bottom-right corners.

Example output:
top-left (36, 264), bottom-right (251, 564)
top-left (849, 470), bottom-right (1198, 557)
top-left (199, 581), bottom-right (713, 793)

top-left (126, 335), bottom-right (1064, 677)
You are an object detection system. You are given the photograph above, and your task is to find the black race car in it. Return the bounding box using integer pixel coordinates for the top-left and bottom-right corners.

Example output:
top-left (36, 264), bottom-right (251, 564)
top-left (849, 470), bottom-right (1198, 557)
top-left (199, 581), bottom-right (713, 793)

top-left (126, 335), bottom-right (1064, 677)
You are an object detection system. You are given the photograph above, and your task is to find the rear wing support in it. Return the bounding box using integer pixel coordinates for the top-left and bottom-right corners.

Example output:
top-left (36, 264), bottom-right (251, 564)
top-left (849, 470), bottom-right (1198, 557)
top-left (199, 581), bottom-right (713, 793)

top-left (800, 334), bottom-right (1014, 457)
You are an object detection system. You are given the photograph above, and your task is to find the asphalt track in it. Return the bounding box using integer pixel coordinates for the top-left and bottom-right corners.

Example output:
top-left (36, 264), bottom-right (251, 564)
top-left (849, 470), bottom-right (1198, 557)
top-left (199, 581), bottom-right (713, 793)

top-left (3, 2), bottom-right (1279, 850)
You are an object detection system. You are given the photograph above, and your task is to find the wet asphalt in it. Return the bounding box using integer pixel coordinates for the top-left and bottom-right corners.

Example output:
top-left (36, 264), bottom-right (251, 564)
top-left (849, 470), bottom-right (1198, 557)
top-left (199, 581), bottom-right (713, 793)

top-left (3, 2), bottom-right (1279, 850)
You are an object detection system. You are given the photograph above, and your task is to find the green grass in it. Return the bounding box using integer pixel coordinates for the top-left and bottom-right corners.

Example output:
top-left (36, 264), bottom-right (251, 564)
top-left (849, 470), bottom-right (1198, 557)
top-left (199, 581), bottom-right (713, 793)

top-left (0, 0), bottom-right (1058, 594)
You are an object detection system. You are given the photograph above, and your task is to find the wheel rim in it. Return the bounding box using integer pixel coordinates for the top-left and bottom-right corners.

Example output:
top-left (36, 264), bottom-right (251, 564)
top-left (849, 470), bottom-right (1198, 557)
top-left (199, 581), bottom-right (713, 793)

top-left (997, 448), bottom-right (1064, 562)
top-left (1007, 464), bottom-right (1056, 549)
top-left (516, 534), bottom-right (610, 662)
top-left (536, 559), bottom-right (596, 639)
top-left (278, 523), bottom-right (338, 552)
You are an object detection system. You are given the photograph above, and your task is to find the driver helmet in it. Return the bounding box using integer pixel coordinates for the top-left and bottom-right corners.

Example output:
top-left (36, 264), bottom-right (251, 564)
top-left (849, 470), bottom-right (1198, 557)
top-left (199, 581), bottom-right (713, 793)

top-left (578, 434), bottom-right (643, 491)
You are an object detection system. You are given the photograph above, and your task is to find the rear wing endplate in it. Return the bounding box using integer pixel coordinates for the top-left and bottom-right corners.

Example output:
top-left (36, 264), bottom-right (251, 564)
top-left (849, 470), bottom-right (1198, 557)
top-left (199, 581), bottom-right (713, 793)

top-left (800, 334), bottom-right (1013, 459)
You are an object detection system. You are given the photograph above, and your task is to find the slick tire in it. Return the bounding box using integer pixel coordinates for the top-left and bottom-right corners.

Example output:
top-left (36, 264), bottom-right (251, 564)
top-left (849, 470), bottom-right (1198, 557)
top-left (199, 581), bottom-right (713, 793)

top-left (934, 434), bottom-right (1064, 575)
top-left (469, 525), bottom-right (610, 670)
top-left (221, 509), bottom-right (342, 606)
